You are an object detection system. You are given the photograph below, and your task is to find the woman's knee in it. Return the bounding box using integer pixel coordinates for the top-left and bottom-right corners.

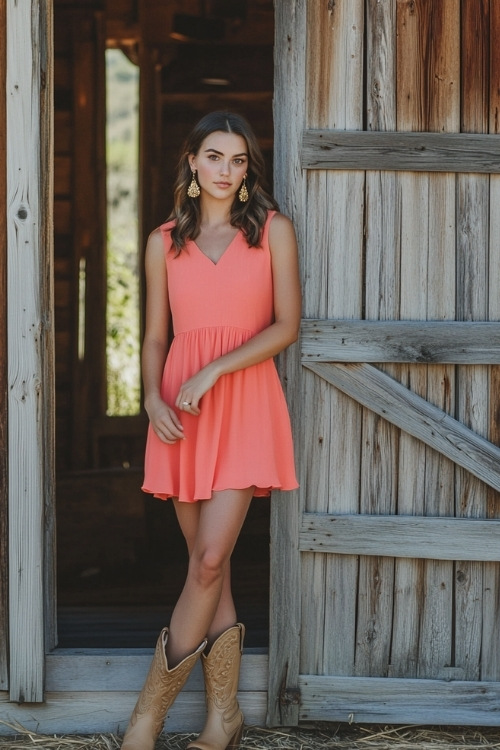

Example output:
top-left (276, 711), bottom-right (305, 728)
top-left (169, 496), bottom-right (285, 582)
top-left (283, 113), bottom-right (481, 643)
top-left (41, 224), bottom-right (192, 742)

top-left (189, 547), bottom-right (229, 589)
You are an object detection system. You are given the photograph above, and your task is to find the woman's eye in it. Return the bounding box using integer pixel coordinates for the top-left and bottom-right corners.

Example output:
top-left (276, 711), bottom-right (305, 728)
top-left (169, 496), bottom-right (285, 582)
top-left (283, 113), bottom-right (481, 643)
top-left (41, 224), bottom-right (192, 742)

top-left (208, 155), bottom-right (219, 161)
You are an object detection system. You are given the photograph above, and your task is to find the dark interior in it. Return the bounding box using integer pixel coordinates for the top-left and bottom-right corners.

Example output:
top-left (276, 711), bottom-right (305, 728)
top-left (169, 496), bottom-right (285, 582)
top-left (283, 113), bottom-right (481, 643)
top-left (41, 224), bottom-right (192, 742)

top-left (54, 0), bottom-right (275, 648)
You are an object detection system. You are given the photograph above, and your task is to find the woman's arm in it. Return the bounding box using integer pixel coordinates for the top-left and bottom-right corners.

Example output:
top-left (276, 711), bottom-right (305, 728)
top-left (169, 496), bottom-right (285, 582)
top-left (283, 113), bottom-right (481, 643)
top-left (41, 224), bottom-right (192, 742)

top-left (176, 213), bottom-right (301, 414)
top-left (142, 229), bottom-right (185, 443)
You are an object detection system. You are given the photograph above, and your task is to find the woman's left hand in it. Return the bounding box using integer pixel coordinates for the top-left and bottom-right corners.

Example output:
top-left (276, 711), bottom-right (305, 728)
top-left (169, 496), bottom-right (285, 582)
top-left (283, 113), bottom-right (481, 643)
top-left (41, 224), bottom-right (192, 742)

top-left (175, 363), bottom-right (220, 416)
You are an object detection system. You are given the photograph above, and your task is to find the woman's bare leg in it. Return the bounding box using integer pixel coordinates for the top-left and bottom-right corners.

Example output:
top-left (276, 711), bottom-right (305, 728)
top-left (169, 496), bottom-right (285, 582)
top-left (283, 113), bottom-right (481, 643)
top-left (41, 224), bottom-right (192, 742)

top-left (172, 498), bottom-right (237, 644)
top-left (166, 487), bottom-right (254, 666)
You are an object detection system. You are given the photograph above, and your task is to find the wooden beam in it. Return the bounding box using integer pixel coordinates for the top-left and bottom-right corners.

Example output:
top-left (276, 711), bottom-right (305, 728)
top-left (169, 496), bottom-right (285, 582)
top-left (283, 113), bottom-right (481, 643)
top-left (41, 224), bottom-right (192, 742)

top-left (0, 0), bottom-right (8, 694)
top-left (300, 513), bottom-right (500, 561)
top-left (267, 0), bottom-right (307, 728)
top-left (298, 675), bottom-right (500, 725)
top-left (303, 362), bottom-right (500, 493)
top-left (40, 0), bottom-right (56, 657)
top-left (301, 320), bottom-right (500, 363)
top-left (45, 650), bottom-right (267, 692)
top-left (301, 130), bottom-right (500, 172)
top-left (7, 0), bottom-right (52, 703)
top-left (0, 689), bottom-right (266, 734)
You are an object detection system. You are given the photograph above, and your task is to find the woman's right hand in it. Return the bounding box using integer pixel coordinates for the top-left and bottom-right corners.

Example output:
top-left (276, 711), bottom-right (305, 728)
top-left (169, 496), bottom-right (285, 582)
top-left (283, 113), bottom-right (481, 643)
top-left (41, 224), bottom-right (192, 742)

top-left (145, 395), bottom-right (185, 444)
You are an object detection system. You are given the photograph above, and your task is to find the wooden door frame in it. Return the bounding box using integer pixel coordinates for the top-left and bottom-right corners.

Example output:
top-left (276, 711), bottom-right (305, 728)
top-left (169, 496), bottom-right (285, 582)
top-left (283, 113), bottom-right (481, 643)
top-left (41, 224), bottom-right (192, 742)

top-left (2, 0), bottom-right (279, 727)
top-left (5, 0), bottom-right (55, 702)
top-left (2, 0), bottom-right (272, 729)
top-left (0, 0), bottom-right (8, 695)
top-left (268, 0), bottom-right (307, 727)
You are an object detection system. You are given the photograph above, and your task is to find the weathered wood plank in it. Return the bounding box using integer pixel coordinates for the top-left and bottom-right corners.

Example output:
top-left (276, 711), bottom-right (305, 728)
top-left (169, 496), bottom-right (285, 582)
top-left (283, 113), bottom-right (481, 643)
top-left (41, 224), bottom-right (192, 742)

top-left (415, 0), bottom-right (458, 684)
top-left (419, 181), bottom-right (457, 680)
top-left (454, 0), bottom-right (490, 683)
top-left (0, 690), bottom-right (267, 734)
top-left (304, 361), bottom-right (500, 493)
top-left (298, 675), bottom-right (500, 725)
top-left (0, 0), bottom-right (8, 694)
top-left (40, 0), bottom-right (56, 658)
top-left (301, 320), bottom-right (500, 364)
top-left (301, 131), bottom-right (500, 172)
top-left (356, 0), bottom-right (398, 680)
top-left (45, 650), bottom-right (267, 692)
top-left (299, 514), bottom-right (500, 561)
top-left (267, 0), bottom-right (307, 727)
top-left (391, 0), bottom-right (431, 681)
top-left (483, 0), bottom-right (500, 681)
top-left (7, 0), bottom-right (50, 703)
top-left (303, 0), bottom-right (364, 684)
top-left (305, 359), bottom-right (500, 491)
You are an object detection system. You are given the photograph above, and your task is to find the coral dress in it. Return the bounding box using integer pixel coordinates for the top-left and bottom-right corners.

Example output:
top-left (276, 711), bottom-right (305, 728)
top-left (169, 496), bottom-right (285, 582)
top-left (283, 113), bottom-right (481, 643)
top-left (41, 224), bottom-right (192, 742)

top-left (142, 210), bottom-right (298, 503)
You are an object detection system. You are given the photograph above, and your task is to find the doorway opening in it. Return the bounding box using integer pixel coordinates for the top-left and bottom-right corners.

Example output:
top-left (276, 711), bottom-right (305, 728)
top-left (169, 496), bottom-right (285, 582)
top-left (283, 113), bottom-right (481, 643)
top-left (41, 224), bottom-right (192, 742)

top-left (54, 0), bottom-right (275, 649)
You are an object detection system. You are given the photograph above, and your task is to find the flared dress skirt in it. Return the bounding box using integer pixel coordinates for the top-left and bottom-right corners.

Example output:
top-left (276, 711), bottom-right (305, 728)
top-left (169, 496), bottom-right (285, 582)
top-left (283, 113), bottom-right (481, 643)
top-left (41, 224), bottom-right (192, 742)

top-left (142, 211), bottom-right (298, 502)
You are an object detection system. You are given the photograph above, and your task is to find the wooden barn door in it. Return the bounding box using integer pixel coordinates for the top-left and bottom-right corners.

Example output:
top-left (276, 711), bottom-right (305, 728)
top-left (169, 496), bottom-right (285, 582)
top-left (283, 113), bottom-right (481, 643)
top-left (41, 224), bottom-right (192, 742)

top-left (269, 0), bottom-right (500, 726)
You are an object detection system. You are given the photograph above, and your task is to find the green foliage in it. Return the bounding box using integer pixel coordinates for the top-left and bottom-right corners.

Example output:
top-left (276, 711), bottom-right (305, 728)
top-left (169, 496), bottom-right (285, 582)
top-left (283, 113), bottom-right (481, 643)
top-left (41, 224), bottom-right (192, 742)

top-left (105, 49), bottom-right (141, 416)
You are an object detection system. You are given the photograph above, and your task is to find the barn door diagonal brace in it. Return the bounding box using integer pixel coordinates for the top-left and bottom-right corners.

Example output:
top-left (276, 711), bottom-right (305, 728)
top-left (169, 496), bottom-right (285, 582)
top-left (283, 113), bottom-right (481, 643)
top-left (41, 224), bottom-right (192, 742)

top-left (303, 361), bottom-right (500, 494)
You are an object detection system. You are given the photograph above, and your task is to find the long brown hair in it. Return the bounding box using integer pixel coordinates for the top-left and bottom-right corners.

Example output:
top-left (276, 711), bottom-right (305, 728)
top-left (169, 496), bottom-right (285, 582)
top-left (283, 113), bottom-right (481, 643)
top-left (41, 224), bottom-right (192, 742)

top-left (169, 111), bottom-right (279, 254)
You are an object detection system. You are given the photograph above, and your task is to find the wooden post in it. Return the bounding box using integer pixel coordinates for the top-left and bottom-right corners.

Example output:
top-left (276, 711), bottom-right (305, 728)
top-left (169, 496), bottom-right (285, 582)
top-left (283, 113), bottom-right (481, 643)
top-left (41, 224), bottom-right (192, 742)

top-left (7, 0), bottom-right (54, 701)
top-left (0, 0), bottom-right (8, 693)
top-left (483, 0), bottom-right (500, 682)
top-left (267, 0), bottom-right (307, 727)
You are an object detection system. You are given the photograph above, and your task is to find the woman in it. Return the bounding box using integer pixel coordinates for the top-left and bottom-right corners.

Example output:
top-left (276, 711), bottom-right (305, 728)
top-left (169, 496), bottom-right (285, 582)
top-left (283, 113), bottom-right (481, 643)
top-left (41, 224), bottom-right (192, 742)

top-left (121, 111), bottom-right (301, 750)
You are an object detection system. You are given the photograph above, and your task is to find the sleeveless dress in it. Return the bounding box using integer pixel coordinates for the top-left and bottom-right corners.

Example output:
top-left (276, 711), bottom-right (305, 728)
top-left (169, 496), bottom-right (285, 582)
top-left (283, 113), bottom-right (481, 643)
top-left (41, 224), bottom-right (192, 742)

top-left (142, 210), bottom-right (298, 503)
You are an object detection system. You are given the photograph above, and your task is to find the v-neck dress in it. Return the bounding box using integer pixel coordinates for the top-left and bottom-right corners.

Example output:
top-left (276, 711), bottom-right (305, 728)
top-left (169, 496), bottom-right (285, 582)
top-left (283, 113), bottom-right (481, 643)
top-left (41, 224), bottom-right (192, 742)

top-left (142, 210), bottom-right (298, 502)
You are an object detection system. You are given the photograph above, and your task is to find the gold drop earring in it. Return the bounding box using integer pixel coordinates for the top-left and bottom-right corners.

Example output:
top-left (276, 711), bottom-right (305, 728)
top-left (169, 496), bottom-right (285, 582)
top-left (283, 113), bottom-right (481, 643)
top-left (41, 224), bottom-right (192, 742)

top-left (238, 174), bottom-right (249, 203)
top-left (187, 169), bottom-right (201, 198)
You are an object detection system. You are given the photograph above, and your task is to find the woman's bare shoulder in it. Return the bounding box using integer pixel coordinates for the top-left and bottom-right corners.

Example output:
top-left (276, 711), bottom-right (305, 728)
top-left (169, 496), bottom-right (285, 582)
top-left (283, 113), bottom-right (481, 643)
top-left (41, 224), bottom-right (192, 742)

top-left (269, 211), bottom-right (297, 248)
top-left (147, 226), bottom-right (166, 249)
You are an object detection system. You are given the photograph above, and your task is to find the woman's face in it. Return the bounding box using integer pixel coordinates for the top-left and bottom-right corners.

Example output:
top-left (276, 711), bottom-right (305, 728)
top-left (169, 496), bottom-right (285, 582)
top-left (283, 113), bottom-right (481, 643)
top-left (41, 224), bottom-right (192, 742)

top-left (189, 131), bottom-right (248, 202)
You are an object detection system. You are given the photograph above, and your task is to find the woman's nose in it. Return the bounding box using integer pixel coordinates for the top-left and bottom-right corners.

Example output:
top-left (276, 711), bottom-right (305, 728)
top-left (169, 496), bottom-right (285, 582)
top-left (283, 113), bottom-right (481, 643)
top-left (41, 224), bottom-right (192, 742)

top-left (219, 161), bottom-right (229, 175)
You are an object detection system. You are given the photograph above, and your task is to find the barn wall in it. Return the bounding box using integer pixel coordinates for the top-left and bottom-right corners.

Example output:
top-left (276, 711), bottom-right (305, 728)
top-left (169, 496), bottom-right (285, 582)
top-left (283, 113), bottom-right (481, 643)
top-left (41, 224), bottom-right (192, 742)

top-left (295, 0), bottom-right (500, 687)
top-left (270, 0), bottom-right (500, 727)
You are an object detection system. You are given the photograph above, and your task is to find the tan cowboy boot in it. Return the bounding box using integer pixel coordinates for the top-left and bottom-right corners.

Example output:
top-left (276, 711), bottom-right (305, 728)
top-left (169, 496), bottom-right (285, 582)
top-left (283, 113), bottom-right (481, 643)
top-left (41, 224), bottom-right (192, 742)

top-left (187, 623), bottom-right (245, 750)
top-left (122, 628), bottom-right (206, 750)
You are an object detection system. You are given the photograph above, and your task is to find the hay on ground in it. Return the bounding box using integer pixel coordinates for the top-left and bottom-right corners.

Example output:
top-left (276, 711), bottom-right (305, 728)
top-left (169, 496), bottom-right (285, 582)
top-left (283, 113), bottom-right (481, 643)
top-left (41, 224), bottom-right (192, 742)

top-left (1, 723), bottom-right (500, 750)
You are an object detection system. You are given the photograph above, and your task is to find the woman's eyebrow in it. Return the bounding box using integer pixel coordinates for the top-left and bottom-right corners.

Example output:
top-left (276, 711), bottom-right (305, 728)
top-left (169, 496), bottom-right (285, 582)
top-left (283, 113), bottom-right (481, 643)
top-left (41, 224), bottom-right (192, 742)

top-left (203, 148), bottom-right (248, 157)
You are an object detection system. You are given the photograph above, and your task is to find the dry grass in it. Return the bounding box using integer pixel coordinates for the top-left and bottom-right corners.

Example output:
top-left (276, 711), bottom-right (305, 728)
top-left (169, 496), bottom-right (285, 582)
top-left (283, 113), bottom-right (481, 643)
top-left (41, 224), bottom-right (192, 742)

top-left (2, 724), bottom-right (500, 750)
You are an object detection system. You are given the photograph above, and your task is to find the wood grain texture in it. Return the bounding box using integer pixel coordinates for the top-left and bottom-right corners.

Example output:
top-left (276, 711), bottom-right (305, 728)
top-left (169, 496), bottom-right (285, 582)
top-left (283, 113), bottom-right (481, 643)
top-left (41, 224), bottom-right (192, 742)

top-left (298, 675), bottom-right (500, 725)
top-left (357, 0), bottom-right (398, 680)
top-left (299, 514), bottom-right (500, 561)
top-left (40, 0), bottom-right (56, 657)
top-left (304, 362), bottom-right (500, 493)
top-left (267, 0), bottom-right (307, 727)
top-left (0, 689), bottom-right (266, 734)
top-left (301, 130), bottom-right (500, 172)
top-left (0, 0), bottom-right (8, 694)
top-left (303, 0), bottom-right (364, 684)
top-left (7, 0), bottom-right (49, 703)
top-left (301, 320), bottom-right (500, 364)
top-left (45, 651), bottom-right (267, 692)
top-left (393, 1), bottom-right (430, 678)
top-left (483, 0), bottom-right (500, 681)
top-left (454, 0), bottom-right (491, 683)
top-left (416, 0), bottom-right (459, 682)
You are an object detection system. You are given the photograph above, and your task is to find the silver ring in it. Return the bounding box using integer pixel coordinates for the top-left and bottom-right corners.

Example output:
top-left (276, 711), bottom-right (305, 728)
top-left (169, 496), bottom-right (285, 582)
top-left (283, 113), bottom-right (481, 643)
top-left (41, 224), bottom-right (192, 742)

top-left (182, 401), bottom-right (191, 407)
